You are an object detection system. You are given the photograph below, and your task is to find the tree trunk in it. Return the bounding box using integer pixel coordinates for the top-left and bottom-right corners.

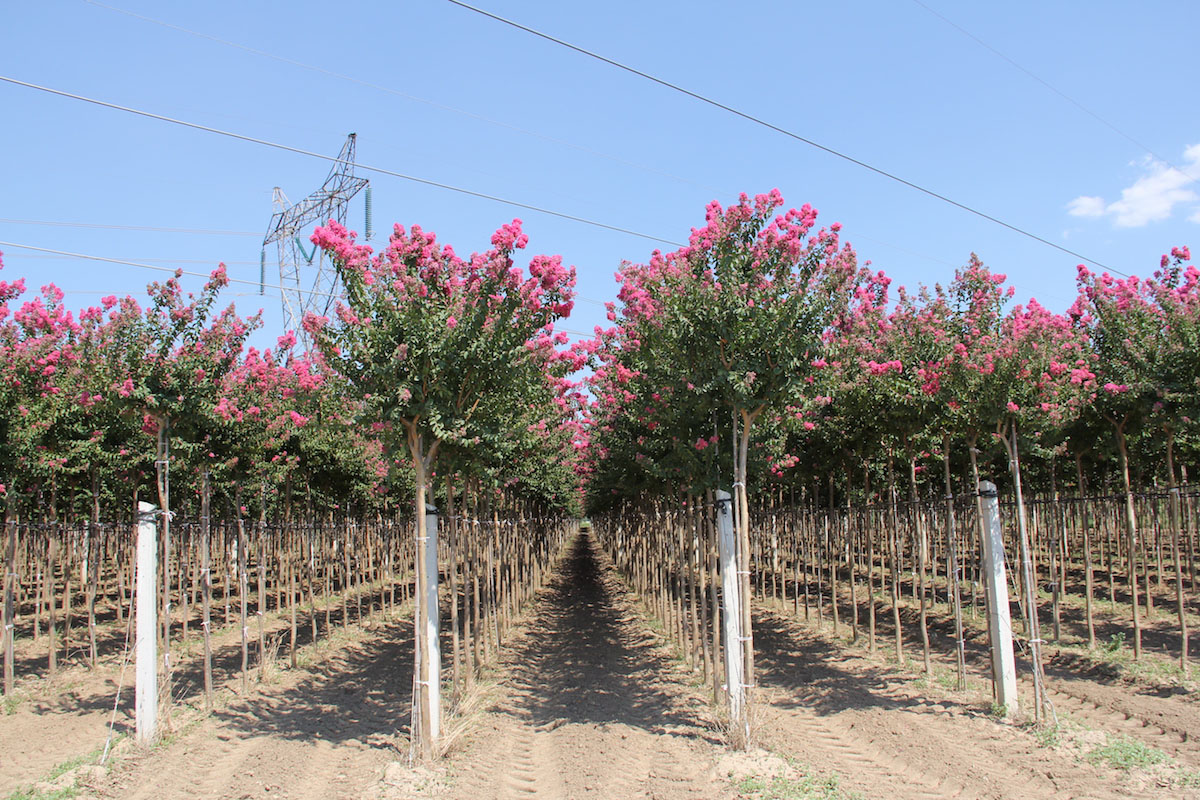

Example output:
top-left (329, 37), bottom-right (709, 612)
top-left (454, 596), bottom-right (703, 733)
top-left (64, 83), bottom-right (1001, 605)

top-left (1113, 421), bottom-right (1143, 660)
top-left (943, 434), bottom-right (966, 690)
top-left (1004, 418), bottom-right (1050, 724)
top-left (1165, 431), bottom-right (1189, 676)
top-left (3, 498), bottom-right (16, 695)
top-left (201, 469), bottom-right (213, 711)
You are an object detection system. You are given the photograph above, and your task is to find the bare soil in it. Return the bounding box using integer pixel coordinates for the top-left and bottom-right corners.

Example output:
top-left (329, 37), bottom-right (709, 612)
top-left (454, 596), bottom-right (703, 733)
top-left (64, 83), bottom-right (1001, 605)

top-left (5, 532), bottom-right (1199, 799)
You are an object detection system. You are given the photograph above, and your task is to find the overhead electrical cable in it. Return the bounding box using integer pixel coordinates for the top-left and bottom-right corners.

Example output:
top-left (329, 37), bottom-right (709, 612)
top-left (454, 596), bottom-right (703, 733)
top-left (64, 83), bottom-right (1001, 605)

top-left (16, 253), bottom-right (258, 265)
top-left (442, 0), bottom-right (1126, 276)
top-left (0, 218), bottom-right (260, 236)
top-left (0, 240), bottom-right (611, 318)
top-left (77, 4), bottom-right (962, 278)
top-left (0, 75), bottom-right (684, 249)
top-left (908, 0), bottom-right (1180, 174)
top-left (81, 0), bottom-right (718, 194)
top-left (0, 240), bottom-right (339, 301)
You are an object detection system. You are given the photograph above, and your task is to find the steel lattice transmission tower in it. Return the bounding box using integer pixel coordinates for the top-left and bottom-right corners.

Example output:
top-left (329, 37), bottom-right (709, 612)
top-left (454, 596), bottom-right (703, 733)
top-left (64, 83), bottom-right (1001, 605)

top-left (262, 133), bottom-right (371, 339)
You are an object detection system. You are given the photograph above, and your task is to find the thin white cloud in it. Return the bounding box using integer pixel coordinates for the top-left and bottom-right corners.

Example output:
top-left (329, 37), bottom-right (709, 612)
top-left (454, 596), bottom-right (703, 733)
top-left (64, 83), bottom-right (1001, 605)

top-left (1067, 196), bottom-right (1106, 217)
top-left (1067, 144), bottom-right (1200, 227)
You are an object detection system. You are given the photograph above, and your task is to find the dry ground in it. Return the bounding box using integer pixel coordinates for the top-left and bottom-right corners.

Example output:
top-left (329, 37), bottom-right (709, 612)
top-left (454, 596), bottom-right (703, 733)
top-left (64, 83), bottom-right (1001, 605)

top-left (4, 532), bottom-right (1199, 799)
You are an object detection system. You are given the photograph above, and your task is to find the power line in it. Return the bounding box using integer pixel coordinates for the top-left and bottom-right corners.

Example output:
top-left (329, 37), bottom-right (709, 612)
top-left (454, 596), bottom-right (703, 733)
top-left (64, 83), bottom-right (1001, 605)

top-left (908, 0), bottom-right (1180, 174)
top-left (0, 218), bottom-right (260, 236)
top-left (1, 240), bottom-right (612, 322)
top-left (0, 75), bottom-right (684, 249)
top-left (15, 253), bottom-right (258, 266)
top-left (442, 0), bottom-right (1126, 276)
top-left (83, 0), bottom-right (720, 197)
top-left (84, 4), bottom-right (956, 278)
top-left (0, 240), bottom-right (337, 301)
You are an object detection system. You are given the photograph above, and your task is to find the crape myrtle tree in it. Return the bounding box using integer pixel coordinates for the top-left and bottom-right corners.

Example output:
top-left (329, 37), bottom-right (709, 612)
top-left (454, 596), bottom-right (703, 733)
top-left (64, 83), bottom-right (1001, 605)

top-left (593, 191), bottom-right (867, 747)
top-left (855, 282), bottom-right (955, 680)
top-left (1073, 247), bottom-right (1199, 668)
top-left (1149, 247), bottom-right (1199, 675)
top-left (100, 266), bottom-right (260, 716)
top-left (983, 295), bottom-right (1088, 722)
top-left (308, 217), bottom-right (576, 759)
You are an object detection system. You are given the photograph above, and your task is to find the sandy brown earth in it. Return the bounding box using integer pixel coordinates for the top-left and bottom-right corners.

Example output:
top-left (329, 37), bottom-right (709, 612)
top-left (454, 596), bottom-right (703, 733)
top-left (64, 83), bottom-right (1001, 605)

top-left (0, 591), bottom-right (412, 800)
top-left (4, 532), bottom-right (1200, 800)
top-left (392, 532), bottom-right (731, 800)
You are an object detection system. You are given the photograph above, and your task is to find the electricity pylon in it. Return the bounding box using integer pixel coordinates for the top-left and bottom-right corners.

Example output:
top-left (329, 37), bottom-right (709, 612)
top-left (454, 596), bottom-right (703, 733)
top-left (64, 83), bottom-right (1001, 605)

top-left (262, 133), bottom-right (370, 340)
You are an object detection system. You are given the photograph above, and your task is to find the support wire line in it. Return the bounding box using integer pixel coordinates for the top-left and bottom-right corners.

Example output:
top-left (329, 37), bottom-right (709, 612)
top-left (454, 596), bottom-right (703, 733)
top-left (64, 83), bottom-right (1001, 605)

top-left (443, 0), bottom-right (1127, 276)
top-left (0, 74), bottom-right (683, 249)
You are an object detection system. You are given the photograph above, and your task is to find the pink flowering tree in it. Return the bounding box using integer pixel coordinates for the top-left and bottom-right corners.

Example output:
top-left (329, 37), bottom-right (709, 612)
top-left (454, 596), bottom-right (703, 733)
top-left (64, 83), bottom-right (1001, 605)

top-left (309, 217), bottom-right (575, 758)
top-left (1146, 246), bottom-right (1198, 673)
top-left (1071, 249), bottom-right (1196, 662)
top-left (597, 191), bottom-right (867, 745)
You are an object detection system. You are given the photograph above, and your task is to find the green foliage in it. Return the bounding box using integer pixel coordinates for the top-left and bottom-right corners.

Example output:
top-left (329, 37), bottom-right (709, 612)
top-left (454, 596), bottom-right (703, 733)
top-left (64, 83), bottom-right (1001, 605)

top-left (1102, 631), bottom-right (1126, 655)
top-left (1086, 734), bottom-right (1168, 771)
top-left (736, 771), bottom-right (859, 800)
top-left (1176, 769), bottom-right (1200, 788)
top-left (1033, 722), bottom-right (1062, 748)
top-left (2, 787), bottom-right (78, 800)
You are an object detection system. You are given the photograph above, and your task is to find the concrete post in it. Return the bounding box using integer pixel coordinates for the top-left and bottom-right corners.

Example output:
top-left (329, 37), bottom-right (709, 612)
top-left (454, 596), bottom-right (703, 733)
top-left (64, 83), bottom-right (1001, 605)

top-left (135, 501), bottom-right (158, 743)
top-left (716, 490), bottom-right (748, 744)
top-left (423, 504), bottom-right (441, 743)
top-left (978, 482), bottom-right (1018, 716)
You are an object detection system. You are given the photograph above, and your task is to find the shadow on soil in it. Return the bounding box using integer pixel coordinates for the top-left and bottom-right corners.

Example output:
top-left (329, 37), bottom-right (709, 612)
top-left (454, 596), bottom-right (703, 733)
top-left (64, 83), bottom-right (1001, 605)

top-left (753, 608), bottom-right (975, 718)
top-left (499, 532), bottom-right (715, 741)
top-left (206, 615), bottom-right (415, 750)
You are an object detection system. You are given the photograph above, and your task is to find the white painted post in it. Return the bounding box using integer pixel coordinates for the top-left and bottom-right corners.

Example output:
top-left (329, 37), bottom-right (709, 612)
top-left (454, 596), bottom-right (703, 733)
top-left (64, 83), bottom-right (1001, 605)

top-left (424, 504), bottom-right (441, 744)
top-left (716, 490), bottom-right (748, 744)
top-left (978, 482), bottom-right (1018, 716)
top-left (135, 501), bottom-right (158, 743)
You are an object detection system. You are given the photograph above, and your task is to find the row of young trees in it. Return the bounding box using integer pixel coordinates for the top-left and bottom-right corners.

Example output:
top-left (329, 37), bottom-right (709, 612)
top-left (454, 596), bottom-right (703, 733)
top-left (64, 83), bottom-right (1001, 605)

top-left (0, 220), bottom-right (586, 756)
top-left (583, 191), bottom-right (1199, 739)
top-left (4, 188), bottom-right (1196, 753)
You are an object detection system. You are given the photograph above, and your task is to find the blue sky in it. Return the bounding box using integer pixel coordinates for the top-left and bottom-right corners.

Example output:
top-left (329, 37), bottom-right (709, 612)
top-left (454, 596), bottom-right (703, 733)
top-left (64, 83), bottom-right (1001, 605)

top-left (3, 0), bottom-right (1198, 350)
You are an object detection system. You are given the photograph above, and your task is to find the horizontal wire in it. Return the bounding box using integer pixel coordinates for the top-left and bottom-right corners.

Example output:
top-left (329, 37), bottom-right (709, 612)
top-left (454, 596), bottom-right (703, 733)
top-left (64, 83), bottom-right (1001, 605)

top-left (0, 217), bottom-right (260, 236)
top-left (0, 75), bottom-right (683, 249)
top-left (0, 240), bottom-right (339, 300)
top-left (0, 239), bottom-right (601, 338)
top-left (82, 0), bottom-right (720, 195)
top-left (445, 0), bottom-right (1127, 276)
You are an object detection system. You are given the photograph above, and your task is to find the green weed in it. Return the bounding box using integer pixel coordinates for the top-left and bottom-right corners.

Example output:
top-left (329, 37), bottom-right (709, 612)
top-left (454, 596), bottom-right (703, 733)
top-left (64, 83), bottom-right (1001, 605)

top-left (1175, 768), bottom-right (1200, 788)
top-left (2, 693), bottom-right (24, 715)
top-left (2, 787), bottom-right (78, 800)
top-left (1086, 734), bottom-right (1168, 771)
top-left (736, 773), bottom-right (858, 800)
top-left (1033, 723), bottom-right (1062, 748)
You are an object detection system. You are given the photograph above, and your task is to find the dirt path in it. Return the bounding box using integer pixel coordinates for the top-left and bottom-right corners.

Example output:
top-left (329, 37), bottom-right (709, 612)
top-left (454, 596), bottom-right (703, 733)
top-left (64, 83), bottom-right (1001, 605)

top-left (86, 614), bottom-right (413, 800)
top-left (401, 532), bottom-right (732, 799)
top-left (0, 587), bottom-right (405, 797)
top-left (9, 532), bottom-right (1200, 800)
top-left (753, 607), bottom-right (1196, 800)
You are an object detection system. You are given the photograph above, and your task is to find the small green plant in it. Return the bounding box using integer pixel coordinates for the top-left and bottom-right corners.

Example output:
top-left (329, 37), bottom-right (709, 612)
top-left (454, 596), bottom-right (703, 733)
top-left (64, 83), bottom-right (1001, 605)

top-left (935, 671), bottom-right (962, 691)
top-left (987, 701), bottom-right (1008, 719)
top-left (1102, 632), bottom-right (1126, 655)
top-left (2, 693), bottom-right (24, 715)
top-left (1175, 768), bottom-right (1200, 788)
top-left (3, 787), bottom-right (79, 800)
top-left (1086, 734), bottom-right (1168, 771)
top-left (735, 772), bottom-right (859, 800)
top-left (1034, 723), bottom-right (1062, 748)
